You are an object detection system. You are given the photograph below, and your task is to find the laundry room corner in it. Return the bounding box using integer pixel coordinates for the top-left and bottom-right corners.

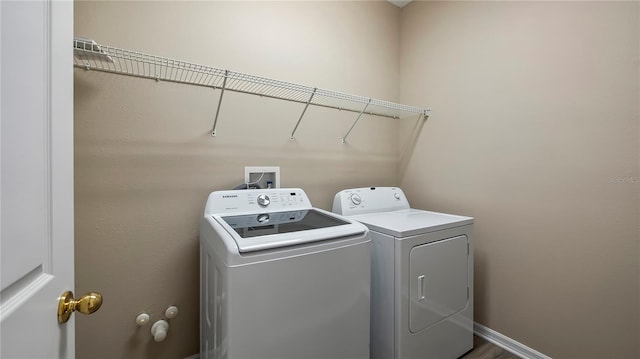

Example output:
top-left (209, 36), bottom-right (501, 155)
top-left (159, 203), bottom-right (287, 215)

top-left (73, 1), bottom-right (404, 358)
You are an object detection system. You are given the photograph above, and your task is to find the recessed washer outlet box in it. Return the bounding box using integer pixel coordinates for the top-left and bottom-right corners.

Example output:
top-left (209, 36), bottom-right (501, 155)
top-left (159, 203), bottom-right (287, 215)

top-left (244, 166), bottom-right (280, 189)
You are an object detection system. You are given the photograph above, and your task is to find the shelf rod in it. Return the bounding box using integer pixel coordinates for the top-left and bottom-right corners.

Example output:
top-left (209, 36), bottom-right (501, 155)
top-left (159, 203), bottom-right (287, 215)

top-left (289, 88), bottom-right (317, 141)
top-left (341, 99), bottom-right (372, 144)
top-left (211, 70), bottom-right (228, 137)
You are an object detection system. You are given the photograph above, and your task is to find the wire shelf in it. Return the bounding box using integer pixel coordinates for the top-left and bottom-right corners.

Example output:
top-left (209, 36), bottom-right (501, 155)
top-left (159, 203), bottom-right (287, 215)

top-left (73, 38), bottom-right (430, 140)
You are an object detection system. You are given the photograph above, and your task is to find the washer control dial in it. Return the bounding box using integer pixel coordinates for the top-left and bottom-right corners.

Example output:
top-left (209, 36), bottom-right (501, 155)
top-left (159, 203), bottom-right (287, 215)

top-left (257, 213), bottom-right (270, 224)
top-left (257, 194), bottom-right (270, 207)
top-left (350, 193), bottom-right (362, 206)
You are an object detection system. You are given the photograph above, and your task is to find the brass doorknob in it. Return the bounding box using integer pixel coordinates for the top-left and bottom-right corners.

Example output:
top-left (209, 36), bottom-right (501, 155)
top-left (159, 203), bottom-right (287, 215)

top-left (57, 290), bottom-right (103, 324)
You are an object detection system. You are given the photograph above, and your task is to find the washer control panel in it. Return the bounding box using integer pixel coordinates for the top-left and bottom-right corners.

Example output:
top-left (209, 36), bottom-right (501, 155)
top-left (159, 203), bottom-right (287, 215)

top-left (332, 187), bottom-right (410, 215)
top-left (205, 188), bottom-right (311, 215)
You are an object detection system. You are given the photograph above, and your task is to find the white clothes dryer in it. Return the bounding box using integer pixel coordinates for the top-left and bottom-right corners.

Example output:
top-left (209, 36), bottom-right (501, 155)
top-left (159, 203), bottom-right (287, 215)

top-left (333, 187), bottom-right (473, 359)
top-left (200, 188), bottom-right (371, 359)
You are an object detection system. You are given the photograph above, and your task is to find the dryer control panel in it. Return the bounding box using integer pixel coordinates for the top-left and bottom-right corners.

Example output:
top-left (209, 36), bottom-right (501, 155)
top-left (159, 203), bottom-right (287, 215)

top-left (333, 187), bottom-right (410, 216)
top-left (205, 188), bottom-right (311, 215)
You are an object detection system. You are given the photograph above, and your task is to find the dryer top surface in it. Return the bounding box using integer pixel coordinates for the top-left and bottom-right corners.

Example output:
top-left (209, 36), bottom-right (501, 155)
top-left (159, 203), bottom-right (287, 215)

top-left (350, 208), bottom-right (472, 238)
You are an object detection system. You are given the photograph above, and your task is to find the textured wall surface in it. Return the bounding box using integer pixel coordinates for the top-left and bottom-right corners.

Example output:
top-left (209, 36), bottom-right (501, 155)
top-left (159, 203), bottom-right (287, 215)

top-left (74, 1), bottom-right (403, 358)
top-left (399, 2), bottom-right (640, 358)
top-left (75, 1), bottom-right (640, 358)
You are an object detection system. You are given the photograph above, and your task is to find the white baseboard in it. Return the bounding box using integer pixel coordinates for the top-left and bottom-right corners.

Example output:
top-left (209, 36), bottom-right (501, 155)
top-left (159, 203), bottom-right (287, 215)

top-left (474, 322), bottom-right (552, 359)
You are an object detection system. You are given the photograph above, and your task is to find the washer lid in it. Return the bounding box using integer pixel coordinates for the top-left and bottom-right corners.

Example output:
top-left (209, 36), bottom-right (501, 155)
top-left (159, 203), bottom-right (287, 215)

top-left (214, 208), bottom-right (367, 252)
top-left (349, 209), bottom-right (473, 237)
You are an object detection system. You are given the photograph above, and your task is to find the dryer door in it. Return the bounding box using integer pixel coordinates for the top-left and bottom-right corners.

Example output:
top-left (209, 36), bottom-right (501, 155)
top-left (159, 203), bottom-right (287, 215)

top-left (409, 235), bottom-right (469, 333)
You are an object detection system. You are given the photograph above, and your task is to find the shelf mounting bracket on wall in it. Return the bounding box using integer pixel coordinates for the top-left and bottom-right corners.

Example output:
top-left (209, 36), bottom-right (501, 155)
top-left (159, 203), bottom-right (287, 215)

top-left (289, 88), bottom-right (317, 141)
top-left (211, 70), bottom-right (228, 137)
top-left (341, 99), bottom-right (372, 144)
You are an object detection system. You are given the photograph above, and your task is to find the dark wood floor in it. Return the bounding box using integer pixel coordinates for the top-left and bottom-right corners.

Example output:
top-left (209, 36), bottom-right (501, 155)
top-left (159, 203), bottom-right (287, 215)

top-left (460, 335), bottom-right (522, 359)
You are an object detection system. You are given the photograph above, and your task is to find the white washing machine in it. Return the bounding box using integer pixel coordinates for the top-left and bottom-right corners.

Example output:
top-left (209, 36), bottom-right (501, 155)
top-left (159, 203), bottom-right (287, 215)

top-left (333, 187), bottom-right (473, 359)
top-left (200, 188), bottom-right (371, 359)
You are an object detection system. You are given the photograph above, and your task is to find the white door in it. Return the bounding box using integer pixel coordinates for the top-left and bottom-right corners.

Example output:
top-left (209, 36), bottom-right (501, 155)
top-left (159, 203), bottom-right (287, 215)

top-left (0, 1), bottom-right (75, 358)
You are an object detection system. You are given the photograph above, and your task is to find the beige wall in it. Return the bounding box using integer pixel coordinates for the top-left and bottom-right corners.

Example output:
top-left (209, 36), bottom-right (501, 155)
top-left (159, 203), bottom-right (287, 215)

top-left (75, 1), bottom-right (640, 359)
top-left (74, 1), bottom-right (401, 358)
top-left (399, 1), bottom-right (640, 358)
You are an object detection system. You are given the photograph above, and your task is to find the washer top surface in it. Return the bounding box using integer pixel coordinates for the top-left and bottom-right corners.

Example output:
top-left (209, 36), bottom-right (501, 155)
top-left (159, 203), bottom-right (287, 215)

top-left (350, 208), bottom-right (472, 238)
top-left (203, 188), bottom-right (367, 252)
top-left (216, 208), bottom-right (363, 252)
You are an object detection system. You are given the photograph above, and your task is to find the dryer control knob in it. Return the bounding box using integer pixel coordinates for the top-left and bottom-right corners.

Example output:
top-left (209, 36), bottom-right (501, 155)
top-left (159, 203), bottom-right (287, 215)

top-left (350, 194), bottom-right (362, 205)
top-left (257, 194), bottom-right (270, 207)
top-left (394, 193), bottom-right (401, 200)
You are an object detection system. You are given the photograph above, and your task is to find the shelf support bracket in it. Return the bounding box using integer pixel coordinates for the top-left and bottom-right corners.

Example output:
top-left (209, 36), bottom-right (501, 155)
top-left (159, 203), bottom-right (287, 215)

top-left (289, 88), bottom-right (317, 141)
top-left (211, 70), bottom-right (229, 137)
top-left (341, 99), bottom-right (372, 144)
